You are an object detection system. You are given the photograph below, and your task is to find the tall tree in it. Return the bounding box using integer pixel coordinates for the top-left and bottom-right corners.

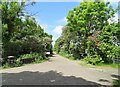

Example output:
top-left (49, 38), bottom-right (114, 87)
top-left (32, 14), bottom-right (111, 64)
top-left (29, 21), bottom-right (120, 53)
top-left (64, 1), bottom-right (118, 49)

top-left (54, 0), bottom-right (119, 64)
top-left (2, 1), bottom-right (53, 64)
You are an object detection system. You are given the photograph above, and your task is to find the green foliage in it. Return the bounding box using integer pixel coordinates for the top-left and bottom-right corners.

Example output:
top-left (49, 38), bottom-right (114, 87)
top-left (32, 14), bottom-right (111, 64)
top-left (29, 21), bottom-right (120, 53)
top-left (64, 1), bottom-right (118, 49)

top-left (19, 52), bottom-right (44, 63)
top-left (2, 1), bottom-right (52, 66)
top-left (54, 1), bottom-right (120, 65)
top-left (19, 53), bottom-right (44, 60)
top-left (2, 63), bottom-right (10, 68)
top-left (14, 58), bottom-right (23, 67)
top-left (19, 53), bottom-right (34, 59)
top-left (65, 54), bottom-right (74, 59)
top-left (83, 54), bottom-right (104, 65)
top-left (2, 52), bottom-right (45, 68)
top-left (96, 63), bottom-right (118, 68)
top-left (112, 80), bottom-right (120, 87)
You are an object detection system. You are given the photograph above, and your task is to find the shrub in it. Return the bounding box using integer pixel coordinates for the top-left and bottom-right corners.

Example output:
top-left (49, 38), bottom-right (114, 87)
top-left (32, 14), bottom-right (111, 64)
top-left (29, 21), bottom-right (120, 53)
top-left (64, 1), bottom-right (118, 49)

top-left (2, 63), bottom-right (10, 68)
top-left (65, 54), bottom-right (75, 60)
top-left (83, 54), bottom-right (104, 65)
top-left (98, 43), bottom-right (120, 63)
top-left (19, 52), bottom-right (44, 63)
top-left (14, 58), bottom-right (23, 67)
top-left (112, 80), bottom-right (120, 87)
top-left (2, 52), bottom-right (45, 68)
top-left (34, 56), bottom-right (43, 63)
top-left (19, 53), bottom-right (34, 59)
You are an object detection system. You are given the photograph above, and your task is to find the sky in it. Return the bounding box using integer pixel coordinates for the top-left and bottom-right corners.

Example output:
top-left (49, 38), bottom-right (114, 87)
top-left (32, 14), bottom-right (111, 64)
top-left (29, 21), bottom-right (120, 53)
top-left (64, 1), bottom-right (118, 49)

top-left (25, 1), bottom-right (119, 46)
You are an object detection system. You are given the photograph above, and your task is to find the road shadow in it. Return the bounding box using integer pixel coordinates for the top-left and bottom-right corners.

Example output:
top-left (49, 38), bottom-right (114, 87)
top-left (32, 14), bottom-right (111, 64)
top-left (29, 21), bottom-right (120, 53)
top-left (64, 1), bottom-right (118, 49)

top-left (98, 79), bottom-right (110, 83)
top-left (111, 74), bottom-right (120, 80)
top-left (46, 54), bottom-right (55, 57)
top-left (2, 70), bottom-right (104, 86)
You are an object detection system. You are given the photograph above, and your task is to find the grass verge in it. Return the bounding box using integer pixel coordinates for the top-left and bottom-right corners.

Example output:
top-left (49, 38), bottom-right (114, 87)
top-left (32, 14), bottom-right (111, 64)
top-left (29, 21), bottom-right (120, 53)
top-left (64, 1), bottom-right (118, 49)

top-left (79, 59), bottom-right (119, 69)
top-left (57, 52), bottom-right (119, 69)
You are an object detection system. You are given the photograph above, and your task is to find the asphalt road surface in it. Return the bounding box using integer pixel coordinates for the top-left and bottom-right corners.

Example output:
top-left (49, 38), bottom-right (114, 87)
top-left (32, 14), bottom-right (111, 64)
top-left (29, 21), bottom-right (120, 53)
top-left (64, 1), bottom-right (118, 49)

top-left (1, 54), bottom-right (119, 86)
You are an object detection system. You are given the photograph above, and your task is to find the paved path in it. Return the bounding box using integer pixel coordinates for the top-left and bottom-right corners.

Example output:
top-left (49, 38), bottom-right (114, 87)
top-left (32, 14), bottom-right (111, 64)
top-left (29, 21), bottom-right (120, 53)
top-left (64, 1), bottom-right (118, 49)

top-left (1, 54), bottom-right (119, 85)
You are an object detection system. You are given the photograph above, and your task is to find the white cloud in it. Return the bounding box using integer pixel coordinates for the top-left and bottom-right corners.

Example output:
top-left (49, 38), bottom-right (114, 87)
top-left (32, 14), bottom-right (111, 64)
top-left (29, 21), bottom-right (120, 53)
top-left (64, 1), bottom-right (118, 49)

top-left (40, 24), bottom-right (48, 30)
top-left (108, 13), bottom-right (118, 24)
top-left (105, 0), bottom-right (120, 2)
top-left (52, 37), bottom-right (58, 46)
top-left (57, 17), bottom-right (67, 24)
top-left (112, 13), bottom-right (118, 23)
top-left (53, 25), bottom-right (64, 35)
top-left (52, 37), bottom-right (57, 41)
top-left (32, 16), bottom-right (48, 30)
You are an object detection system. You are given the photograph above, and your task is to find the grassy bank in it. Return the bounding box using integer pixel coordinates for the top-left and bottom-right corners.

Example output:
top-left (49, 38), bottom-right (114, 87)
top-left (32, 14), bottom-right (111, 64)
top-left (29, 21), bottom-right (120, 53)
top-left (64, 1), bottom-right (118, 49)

top-left (79, 59), bottom-right (119, 69)
top-left (57, 52), bottom-right (119, 69)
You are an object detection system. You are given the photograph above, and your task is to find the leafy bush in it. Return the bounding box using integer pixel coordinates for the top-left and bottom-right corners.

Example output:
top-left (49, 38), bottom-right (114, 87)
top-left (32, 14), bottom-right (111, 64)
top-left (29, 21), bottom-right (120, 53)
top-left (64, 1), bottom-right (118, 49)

top-left (111, 47), bottom-right (120, 63)
top-left (112, 80), bottom-right (120, 87)
top-left (98, 42), bottom-right (120, 63)
top-left (34, 56), bottom-right (43, 63)
top-left (19, 52), bottom-right (44, 63)
top-left (2, 52), bottom-right (45, 68)
top-left (14, 58), bottom-right (23, 67)
top-left (64, 54), bottom-right (75, 60)
top-left (2, 63), bottom-right (10, 68)
top-left (19, 53), bottom-right (34, 59)
top-left (83, 54), bottom-right (104, 65)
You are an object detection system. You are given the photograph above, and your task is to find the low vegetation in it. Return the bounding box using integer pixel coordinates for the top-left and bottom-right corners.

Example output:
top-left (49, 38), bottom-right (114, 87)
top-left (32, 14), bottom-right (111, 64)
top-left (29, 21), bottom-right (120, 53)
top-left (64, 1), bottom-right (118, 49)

top-left (112, 80), bottom-right (120, 87)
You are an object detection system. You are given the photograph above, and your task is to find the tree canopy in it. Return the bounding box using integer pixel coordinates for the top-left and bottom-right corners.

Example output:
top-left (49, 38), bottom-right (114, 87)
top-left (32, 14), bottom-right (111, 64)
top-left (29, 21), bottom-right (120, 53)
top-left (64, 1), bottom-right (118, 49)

top-left (54, 1), bottom-right (120, 65)
top-left (1, 1), bottom-right (53, 66)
